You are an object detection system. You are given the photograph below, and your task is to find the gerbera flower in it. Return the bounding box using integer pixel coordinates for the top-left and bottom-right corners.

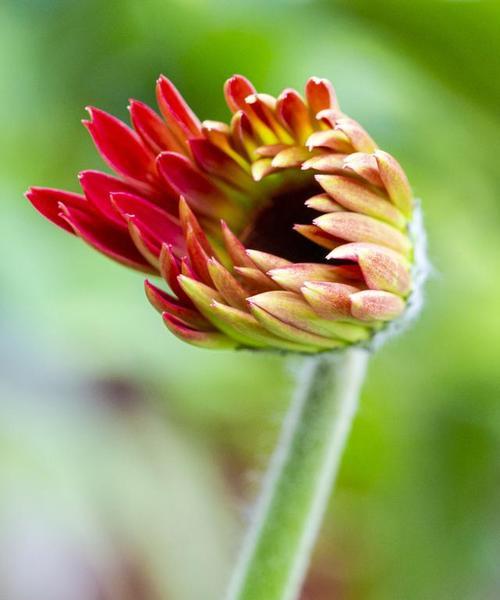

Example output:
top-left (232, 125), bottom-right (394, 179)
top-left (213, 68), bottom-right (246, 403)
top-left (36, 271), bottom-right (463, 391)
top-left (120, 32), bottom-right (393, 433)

top-left (27, 75), bottom-right (416, 353)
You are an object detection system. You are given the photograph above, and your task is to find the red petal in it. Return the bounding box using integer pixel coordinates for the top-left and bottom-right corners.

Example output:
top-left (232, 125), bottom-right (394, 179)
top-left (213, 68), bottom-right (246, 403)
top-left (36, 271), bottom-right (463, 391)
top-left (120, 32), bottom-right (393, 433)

top-left (156, 152), bottom-right (229, 219)
top-left (145, 280), bottom-right (211, 329)
top-left (83, 107), bottom-right (156, 183)
top-left (60, 204), bottom-right (154, 272)
top-left (224, 75), bottom-right (256, 112)
top-left (111, 192), bottom-right (185, 252)
top-left (129, 99), bottom-right (185, 155)
top-left (178, 197), bottom-right (213, 256)
top-left (26, 187), bottom-right (88, 233)
top-left (189, 138), bottom-right (253, 189)
top-left (78, 170), bottom-right (140, 227)
top-left (162, 314), bottom-right (236, 349)
top-left (156, 75), bottom-right (202, 142)
top-left (159, 244), bottom-right (193, 305)
top-left (231, 111), bottom-right (259, 160)
top-left (276, 89), bottom-right (313, 143)
top-left (127, 218), bottom-right (161, 267)
top-left (185, 225), bottom-right (213, 286)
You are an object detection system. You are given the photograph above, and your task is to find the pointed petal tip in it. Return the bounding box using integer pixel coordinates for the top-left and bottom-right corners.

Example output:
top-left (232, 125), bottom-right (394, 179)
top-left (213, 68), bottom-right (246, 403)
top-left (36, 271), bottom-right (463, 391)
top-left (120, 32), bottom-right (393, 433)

top-left (326, 245), bottom-right (356, 261)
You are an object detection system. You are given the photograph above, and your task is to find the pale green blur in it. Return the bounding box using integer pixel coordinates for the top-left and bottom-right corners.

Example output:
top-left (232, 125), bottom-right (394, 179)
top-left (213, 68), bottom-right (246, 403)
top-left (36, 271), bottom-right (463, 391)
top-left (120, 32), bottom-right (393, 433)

top-left (1, 1), bottom-right (499, 599)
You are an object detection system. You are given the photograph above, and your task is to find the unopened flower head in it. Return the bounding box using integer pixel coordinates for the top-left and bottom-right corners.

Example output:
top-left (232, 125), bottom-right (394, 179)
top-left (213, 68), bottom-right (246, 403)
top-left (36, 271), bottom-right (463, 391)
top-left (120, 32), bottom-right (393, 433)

top-left (27, 75), bottom-right (421, 353)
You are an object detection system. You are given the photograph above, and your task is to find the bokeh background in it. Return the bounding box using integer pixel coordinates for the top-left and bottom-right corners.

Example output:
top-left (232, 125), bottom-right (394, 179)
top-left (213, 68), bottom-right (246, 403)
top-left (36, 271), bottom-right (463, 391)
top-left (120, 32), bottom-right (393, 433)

top-left (1, 1), bottom-right (500, 598)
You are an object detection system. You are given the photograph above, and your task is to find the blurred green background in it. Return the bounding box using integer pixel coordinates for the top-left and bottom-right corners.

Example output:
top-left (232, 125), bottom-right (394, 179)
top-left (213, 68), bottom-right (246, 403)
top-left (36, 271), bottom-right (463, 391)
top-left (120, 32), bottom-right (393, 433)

top-left (1, 1), bottom-right (500, 598)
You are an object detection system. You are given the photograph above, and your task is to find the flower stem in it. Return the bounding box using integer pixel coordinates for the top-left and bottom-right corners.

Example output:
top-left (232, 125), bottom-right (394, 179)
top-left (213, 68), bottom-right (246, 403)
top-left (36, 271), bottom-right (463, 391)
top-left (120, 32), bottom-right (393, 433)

top-left (225, 348), bottom-right (369, 600)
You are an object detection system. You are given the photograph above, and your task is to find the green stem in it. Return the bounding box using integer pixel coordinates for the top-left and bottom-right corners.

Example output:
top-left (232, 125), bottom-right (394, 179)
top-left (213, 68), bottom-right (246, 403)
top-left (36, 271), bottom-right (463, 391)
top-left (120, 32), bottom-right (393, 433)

top-left (225, 348), bottom-right (369, 600)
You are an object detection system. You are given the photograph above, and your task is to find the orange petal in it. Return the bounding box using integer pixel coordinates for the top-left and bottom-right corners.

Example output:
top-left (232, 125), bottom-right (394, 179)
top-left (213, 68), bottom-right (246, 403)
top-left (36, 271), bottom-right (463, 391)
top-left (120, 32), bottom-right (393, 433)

top-left (207, 258), bottom-right (249, 310)
top-left (305, 77), bottom-right (339, 115)
top-left (276, 89), bottom-right (313, 144)
top-left (343, 152), bottom-right (384, 187)
top-left (335, 118), bottom-right (377, 153)
top-left (374, 150), bottom-right (413, 216)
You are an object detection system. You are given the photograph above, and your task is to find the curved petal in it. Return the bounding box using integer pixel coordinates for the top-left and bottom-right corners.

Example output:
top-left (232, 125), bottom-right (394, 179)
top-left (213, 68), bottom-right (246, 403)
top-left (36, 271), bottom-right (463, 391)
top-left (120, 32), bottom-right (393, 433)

top-left (26, 187), bottom-right (88, 233)
top-left (156, 75), bottom-right (202, 142)
top-left (129, 99), bottom-right (185, 155)
top-left (83, 107), bottom-right (156, 183)
top-left (60, 204), bottom-right (154, 272)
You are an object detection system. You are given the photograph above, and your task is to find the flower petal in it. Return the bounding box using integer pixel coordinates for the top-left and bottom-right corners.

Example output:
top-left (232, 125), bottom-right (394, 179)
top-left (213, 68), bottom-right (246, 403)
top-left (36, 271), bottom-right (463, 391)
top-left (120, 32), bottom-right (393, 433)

top-left (301, 153), bottom-right (346, 173)
top-left (350, 289), bottom-right (405, 322)
top-left (316, 175), bottom-right (406, 229)
top-left (374, 150), bottom-right (413, 217)
top-left (249, 301), bottom-right (344, 349)
top-left (343, 152), bottom-right (383, 187)
top-left (60, 204), bottom-right (154, 272)
top-left (201, 120), bottom-right (251, 173)
top-left (335, 118), bottom-right (377, 153)
top-left (159, 244), bottom-right (193, 304)
top-left (231, 111), bottom-right (259, 160)
top-left (251, 158), bottom-right (279, 181)
top-left (301, 281), bottom-right (359, 320)
top-left (245, 94), bottom-right (294, 144)
top-left (127, 218), bottom-right (161, 268)
top-left (220, 221), bottom-right (256, 268)
top-left (210, 302), bottom-right (321, 353)
top-left (245, 250), bottom-right (292, 272)
top-left (83, 107), bottom-right (156, 183)
top-left (293, 224), bottom-right (343, 250)
top-left (328, 242), bottom-right (411, 296)
top-left (156, 75), bottom-right (202, 141)
top-left (157, 152), bottom-right (234, 221)
top-left (162, 314), bottom-right (237, 349)
top-left (305, 193), bottom-right (344, 213)
top-left (314, 212), bottom-right (411, 255)
top-left (306, 130), bottom-right (352, 153)
top-left (305, 77), bottom-right (338, 115)
top-left (271, 146), bottom-right (314, 169)
top-left (189, 138), bottom-right (253, 189)
top-left (234, 266), bottom-right (279, 294)
top-left (185, 225), bottom-right (213, 286)
top-left (144, 280), bottom-right (211, 329)
top-left (178, 275), bottom-right (223, 314)
top-left (224, 75), bottom-right (256, 113)
top-left (129, 99), bottom-right (185, 154)
top-left (268, 263), bottom-right (357, 293)
top-left (207, 259), bottom-right (249, 310)
top-left (248, 291), bottom-right (369, 342)
top-left (26, 187), bottom-right (88, 233)
top-left (79, 170), bottom-right (146, 227)
top-left (111, 192), bottom-right (185, 252)
top-left (276, 89), bottom-right (313, 144)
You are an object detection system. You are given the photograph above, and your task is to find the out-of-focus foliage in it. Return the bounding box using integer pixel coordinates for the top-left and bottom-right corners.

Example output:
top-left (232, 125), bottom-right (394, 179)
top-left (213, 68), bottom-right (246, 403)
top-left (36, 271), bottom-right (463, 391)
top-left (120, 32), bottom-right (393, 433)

top-left (1, 1), bottom-right (499, 599)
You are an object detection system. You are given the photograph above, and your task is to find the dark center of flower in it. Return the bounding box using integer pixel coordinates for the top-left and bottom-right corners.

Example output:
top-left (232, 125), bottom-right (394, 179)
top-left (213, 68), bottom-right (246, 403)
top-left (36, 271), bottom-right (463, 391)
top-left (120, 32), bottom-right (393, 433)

top-left (240, 182), bottom-right (328, 264)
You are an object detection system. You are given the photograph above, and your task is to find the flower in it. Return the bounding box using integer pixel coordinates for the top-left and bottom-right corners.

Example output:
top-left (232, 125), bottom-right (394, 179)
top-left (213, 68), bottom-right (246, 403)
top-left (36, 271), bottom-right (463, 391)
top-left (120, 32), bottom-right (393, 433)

top-left (27, 75), bottom-right (416, 353)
